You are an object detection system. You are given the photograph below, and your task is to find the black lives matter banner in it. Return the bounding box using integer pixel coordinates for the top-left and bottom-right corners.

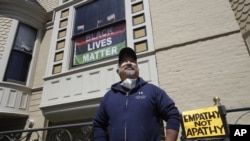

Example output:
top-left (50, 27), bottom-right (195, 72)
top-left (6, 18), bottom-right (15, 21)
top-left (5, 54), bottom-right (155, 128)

top-left (181, 106), bottom-right (227, 139)
top-left (73, 22), bottom-right (126, 66)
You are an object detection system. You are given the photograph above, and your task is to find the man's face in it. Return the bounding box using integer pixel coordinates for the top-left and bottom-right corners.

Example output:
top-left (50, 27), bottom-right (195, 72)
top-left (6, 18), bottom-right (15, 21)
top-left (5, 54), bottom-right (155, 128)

top-left (117, 56), bottom-right (139, 81)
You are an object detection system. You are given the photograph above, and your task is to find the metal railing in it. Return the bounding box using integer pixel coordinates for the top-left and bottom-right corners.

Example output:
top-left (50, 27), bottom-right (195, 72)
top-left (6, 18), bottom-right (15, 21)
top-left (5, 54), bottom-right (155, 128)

top-left (0, 97), bottom-right (249, 141)
top-left (0, 122), bottom-right (93, 141)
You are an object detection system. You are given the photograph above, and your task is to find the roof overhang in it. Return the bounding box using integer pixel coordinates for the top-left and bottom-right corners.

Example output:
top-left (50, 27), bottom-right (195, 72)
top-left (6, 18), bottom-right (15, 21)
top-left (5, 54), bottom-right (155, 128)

top-left (0, 0), bottom-right (48, 28)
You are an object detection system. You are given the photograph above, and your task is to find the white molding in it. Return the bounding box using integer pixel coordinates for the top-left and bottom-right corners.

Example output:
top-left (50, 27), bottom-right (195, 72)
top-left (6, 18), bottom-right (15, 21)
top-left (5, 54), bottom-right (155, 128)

top-left (0, 82), bottom-right (31, 116)
top-left (41, 55), bottom-right (157, 107)
top-left (0, 20), bottom-right (18, 81)
top-left (26, 29), bottom-right (44, 87)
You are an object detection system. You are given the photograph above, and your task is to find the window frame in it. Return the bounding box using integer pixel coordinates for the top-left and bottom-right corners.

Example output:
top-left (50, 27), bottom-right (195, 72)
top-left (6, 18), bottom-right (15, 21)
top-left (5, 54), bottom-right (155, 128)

top-left (4, 22), bottom-right (37, 85)
top-left (46, 0), bottom-right (155, 76)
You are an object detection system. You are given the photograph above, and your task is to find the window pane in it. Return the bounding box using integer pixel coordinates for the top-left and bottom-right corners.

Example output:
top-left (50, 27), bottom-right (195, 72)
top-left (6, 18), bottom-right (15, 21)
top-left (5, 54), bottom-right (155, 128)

top-left (4, 23), bottom-right (37, 84)
top-left (132, 2), bottom-right (143, 13)
top-left (135, 40), bottom-right (148, 52)
top-left (74, 0), bottom-right (125, 35)
top-left (133, 14), bottom-right (145, 25)
top-left (14, 23), bottom-right (37, 53)
top-left (61, 9), bottom-right (69, 18)
top-left (4, 50), bottom-right (31, 84)
top-left (134, 27), bottom-right (146, 39)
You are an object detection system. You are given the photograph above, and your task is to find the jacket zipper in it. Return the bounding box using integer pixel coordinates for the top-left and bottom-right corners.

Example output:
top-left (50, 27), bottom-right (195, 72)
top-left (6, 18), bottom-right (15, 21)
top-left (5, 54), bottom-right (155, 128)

top-left (125, 92), bottom-right (129, 141)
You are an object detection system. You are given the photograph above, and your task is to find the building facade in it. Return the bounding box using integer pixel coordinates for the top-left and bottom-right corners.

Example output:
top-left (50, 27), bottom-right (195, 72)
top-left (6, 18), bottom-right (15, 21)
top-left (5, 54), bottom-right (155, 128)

top-left (0, 0), bottom-right (250, 140)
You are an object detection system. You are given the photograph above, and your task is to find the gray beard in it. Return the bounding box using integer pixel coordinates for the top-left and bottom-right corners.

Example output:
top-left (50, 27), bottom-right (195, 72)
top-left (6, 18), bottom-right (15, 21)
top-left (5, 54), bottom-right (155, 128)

top-left (124, 70), bottom-right (136, 77)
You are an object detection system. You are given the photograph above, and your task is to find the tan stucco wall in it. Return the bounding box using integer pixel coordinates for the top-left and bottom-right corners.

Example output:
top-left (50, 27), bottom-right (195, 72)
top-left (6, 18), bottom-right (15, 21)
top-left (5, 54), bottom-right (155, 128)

top-left (32, 28), bottom-right (53, 88)
top-left (28, 28), bottom-right (53, 130)
top-left (150, 0), bottom-right (250, 125)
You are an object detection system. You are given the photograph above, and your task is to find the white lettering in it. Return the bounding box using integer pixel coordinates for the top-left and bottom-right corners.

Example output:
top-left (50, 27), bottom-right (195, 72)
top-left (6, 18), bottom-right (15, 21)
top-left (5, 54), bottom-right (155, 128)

top-left (234, 129), bottom-right (247, 136)
top-left (87, 37), bottom-right (113, 51)
top-left (82, 46), bottom-right (118, 63)
top-left (88, 43), bottom-right (92, 51)
top-left (111, 46), bottom-right (117, 54)
top-left (82, 54), bottom-right (90, 62)
top-left (107, 37), bottom-right (112, 45)
top-left (89, 53), bottom-right (95, 61)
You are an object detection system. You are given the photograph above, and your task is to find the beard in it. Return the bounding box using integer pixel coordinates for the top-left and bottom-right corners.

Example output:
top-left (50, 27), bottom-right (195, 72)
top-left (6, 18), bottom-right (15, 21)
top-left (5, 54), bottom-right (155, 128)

top-left (124, 69), bottom-right (136, 77)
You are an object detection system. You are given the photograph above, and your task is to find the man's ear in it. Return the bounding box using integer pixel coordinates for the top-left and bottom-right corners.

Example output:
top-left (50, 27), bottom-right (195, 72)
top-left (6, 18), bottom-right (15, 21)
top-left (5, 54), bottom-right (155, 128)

top-left (116, 68), bottom-right (119, 74)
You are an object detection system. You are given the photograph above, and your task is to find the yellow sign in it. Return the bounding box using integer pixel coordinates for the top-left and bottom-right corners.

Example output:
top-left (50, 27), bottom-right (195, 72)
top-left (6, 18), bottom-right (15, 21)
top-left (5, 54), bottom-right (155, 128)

top-left (181, 106), bottom-right (226, 139)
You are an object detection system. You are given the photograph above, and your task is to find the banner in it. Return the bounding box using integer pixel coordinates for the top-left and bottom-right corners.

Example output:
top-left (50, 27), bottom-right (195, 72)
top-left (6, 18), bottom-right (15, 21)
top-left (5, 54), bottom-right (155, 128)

top-left (73, 22), bottom-right (126, 66)
top-left (181, 106), bottom-right (227, 139)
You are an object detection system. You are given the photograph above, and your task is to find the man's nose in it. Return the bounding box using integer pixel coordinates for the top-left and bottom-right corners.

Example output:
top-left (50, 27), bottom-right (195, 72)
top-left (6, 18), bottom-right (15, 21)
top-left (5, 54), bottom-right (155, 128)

top-left (125, 60), bottom-right (133, 65)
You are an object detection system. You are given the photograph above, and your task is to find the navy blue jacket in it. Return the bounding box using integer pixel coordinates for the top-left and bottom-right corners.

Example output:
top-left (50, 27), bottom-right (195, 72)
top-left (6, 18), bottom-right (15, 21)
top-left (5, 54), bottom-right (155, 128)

top-left (93, 77), bottom-right (180, 141)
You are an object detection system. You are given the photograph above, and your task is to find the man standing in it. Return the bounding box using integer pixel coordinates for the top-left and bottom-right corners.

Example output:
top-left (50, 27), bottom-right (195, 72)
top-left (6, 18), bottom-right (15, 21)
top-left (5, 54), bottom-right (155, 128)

top-left (93, 47), bottom-right (180, 141)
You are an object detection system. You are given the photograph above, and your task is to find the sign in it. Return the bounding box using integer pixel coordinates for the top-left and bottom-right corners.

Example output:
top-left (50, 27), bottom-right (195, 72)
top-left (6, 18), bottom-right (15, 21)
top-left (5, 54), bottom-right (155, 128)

top-left (73, 22), bottom-right (126, 66)
top-left (181, 106), bottom-right (227, 139)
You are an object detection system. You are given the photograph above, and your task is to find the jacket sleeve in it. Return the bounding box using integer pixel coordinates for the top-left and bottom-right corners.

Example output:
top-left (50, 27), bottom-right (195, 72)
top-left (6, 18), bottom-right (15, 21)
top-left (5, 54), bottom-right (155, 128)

top-left (93, 96), bottom-right (109, 141)
top-left (155, 87), bottom-right (181, 132)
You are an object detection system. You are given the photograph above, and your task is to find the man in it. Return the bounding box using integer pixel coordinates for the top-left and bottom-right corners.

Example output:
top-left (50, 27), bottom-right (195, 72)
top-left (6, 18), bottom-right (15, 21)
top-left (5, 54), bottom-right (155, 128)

top-left (93, 47), bottom-right (180, 141)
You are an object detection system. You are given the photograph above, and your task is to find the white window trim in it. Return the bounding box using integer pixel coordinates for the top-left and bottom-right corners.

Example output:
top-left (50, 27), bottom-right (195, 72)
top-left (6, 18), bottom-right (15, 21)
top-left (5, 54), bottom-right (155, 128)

top-left (0, 19), bottom-right (41, 87)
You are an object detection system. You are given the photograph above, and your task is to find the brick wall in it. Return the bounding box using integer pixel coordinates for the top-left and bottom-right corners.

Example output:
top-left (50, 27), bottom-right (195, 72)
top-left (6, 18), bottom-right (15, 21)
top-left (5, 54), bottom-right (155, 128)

top-left (150, 0), bottom-right (240, 49)
top-left (150, 0), bottom-right (250, 125)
